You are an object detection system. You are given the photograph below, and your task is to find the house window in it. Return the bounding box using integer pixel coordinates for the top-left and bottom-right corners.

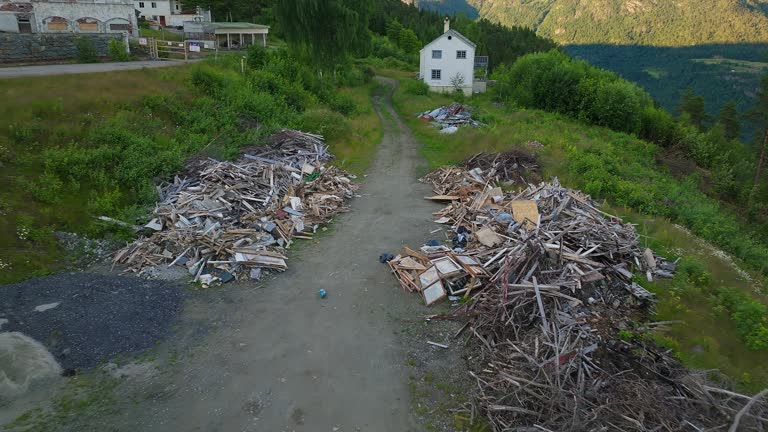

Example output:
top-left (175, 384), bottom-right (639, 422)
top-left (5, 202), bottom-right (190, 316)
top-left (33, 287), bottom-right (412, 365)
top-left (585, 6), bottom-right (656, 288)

top-left (431, 50), bottom-right (442, 59)
top-left (431, 69), bottom-right (441, 80)
top-left (456, 50), bottom-right (467, 59)
top-left (175, 4), bottom-right (179, 10)
top-left (139, 1), bottom-right (144, 7)
top-left (17, 17), bottom-right (32, 33)
top-left (110, 23), bottom-right (130, 31)
top-left (151, 2), bottom-right (157, 7)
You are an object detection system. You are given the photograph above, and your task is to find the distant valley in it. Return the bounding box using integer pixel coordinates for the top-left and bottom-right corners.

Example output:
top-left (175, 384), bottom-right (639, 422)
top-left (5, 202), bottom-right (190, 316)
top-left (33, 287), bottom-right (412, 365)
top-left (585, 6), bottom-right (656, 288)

top-left (414, 0), bottom-right (768, 138)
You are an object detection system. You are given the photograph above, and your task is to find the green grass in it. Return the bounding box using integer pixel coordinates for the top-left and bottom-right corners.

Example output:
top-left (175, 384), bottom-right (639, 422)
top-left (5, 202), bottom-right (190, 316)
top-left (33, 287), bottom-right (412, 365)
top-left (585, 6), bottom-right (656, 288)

top-left (139, 27), bottom-right (183, 42)
top-left (692, 58), bottom-right (768, 73)
top-left (327, 81), bottom-right (384, 174)
top-left (0, 67), bottom-right (192, 283)
top-left (382, 69), bottom-right (768, 391)
top-left (0, 59), bottom-right (383, 284)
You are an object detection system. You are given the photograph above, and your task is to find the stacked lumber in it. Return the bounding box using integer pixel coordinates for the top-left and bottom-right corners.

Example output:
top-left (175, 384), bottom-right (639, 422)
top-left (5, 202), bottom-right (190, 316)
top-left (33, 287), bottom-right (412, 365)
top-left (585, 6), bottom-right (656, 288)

top-left (113, 130), bottom-right (358, 284)
top-left (388, 155), bottom-right (766, 431)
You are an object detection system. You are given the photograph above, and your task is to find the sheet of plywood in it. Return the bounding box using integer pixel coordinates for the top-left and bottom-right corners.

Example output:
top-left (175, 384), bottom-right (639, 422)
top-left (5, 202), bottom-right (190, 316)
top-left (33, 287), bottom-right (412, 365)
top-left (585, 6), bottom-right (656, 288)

top-left (512, 200), bottom-right (539, 227)
top-left (476, 227), bottom-right (502, 247)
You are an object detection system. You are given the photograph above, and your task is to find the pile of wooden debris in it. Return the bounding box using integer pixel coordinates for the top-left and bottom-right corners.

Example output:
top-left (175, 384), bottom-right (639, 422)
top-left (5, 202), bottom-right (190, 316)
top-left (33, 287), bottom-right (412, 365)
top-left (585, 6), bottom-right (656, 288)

top-left (418, 102), bottom-right (484, 133)
top-left (387, 153), bottom-right (768, 431)
top-left (113, 130), bottom-right (358, 285)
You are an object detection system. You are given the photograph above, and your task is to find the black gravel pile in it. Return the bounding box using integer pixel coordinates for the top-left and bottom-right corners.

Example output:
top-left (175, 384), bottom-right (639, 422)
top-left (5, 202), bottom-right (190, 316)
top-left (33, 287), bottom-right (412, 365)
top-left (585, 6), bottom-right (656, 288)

top-left (0, 273), bottom-right (183, 370)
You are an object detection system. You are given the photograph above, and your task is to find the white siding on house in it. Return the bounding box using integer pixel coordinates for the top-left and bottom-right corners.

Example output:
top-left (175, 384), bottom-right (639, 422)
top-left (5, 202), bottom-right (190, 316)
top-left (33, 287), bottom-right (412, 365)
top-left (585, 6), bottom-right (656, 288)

top-left (419, 30), bottom-right (476, 96)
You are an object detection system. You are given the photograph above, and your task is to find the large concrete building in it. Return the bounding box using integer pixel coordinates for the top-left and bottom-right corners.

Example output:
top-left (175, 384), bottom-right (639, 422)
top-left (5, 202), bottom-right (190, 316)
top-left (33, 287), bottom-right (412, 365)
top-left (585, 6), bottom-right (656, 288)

top-left (0, 0), bottom-right (138, 36)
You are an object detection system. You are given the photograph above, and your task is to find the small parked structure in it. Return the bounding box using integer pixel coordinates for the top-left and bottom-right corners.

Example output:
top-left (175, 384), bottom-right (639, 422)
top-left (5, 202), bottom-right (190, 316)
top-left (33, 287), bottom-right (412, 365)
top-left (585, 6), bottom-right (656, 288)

top-left (419, 17), bottom-right (487, 96)
top-left (183, 21), bottom-right (268, 50)
top-left (0, 0), bottom-right (138, 36)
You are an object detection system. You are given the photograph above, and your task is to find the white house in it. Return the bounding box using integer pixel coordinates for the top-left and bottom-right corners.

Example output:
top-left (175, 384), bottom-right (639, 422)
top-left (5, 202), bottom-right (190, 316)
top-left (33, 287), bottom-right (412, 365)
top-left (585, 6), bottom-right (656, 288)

top-left (0, 0), bottom-right (137, 36)
top-left (419, 17), bottom-right (485, 96)
top-left (133, 0), bottom-right (210, 27)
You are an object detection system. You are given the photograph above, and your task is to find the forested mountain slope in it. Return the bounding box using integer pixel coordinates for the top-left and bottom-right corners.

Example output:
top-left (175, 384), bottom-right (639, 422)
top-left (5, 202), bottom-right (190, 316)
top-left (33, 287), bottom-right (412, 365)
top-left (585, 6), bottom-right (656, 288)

top-left (416, 0), bottom-right (768, 45)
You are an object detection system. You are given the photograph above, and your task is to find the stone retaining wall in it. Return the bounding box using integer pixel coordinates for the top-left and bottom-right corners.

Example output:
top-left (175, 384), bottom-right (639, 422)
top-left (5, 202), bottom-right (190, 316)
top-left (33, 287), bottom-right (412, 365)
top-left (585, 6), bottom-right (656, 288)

top-left (0, 33), bottom-right (121, 63)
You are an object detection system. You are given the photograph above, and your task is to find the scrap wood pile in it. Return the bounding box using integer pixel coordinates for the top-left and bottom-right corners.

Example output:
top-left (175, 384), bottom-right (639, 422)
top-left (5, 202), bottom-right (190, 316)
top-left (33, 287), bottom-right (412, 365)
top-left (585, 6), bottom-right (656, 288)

top-left (418, 102), bottom-right (484, 133)
top-left (387, 154), bottom-right (767, 431)
top-left (113, 129), bottom-right (358, 284)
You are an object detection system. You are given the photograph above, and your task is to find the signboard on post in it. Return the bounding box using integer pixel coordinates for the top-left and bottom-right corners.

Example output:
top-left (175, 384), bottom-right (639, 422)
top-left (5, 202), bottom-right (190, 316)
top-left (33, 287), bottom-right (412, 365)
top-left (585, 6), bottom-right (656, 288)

top-left (189, 42), bottom-right (201, 52)
top-left (139, 37), bottom-right (148, 46)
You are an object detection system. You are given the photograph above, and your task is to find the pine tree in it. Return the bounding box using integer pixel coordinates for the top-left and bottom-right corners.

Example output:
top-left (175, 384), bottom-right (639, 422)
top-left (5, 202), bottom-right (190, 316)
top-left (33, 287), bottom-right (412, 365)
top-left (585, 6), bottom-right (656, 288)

top-left (386, 19), bottom-right (404, 43)
top-left (719, 101), bottom-right (741, 141)
top-left (679, 87), bottom-right (709, 130)
top-left (275, 0), bottom-right (372, 70)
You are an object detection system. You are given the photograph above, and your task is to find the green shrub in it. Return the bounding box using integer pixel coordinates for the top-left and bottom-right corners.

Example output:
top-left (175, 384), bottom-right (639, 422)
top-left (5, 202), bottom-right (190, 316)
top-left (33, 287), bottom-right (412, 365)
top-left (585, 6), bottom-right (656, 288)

top-left (717, 288), bottom-right (768, 351)
top-left (453, 88), bottom-right (466, 103)
top-left (580, 80), bottom-right (643, 134)
top-left (75, 38), bottom-right (99, 63)
top-left (28, 171), bottom-right (64, 204)
top-left (299, 108), bottom-right (350, 140)
top-left (404, 80), bottom-right (429, 96)
top-left (107, 39), bottom-right (130, 62)
top-left (328, 94), bottom-right (357, 115)
top-left (246, 43), bottom-right (268, 69)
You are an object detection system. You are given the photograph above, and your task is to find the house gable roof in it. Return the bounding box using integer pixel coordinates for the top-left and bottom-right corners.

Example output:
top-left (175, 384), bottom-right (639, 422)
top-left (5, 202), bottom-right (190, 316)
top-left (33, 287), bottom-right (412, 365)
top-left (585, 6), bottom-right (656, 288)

top-left (421, 29), bottom-right (477, 52)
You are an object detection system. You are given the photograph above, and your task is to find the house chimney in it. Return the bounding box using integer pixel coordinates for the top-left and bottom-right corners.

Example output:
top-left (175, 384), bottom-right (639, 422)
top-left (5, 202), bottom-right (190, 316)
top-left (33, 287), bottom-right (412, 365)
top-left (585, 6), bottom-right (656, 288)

top-left (444, 16), bottom-right (450, 33)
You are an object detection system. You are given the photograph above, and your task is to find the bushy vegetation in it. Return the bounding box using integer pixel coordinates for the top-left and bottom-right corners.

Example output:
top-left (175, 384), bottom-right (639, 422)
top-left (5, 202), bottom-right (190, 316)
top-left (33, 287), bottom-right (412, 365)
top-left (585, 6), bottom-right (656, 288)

top-left (107, 39), bottom-right (131, 62)
top-left (75, 38), bottom-right (99, 63)
top-left (716, 288), bottom-right (768, 351)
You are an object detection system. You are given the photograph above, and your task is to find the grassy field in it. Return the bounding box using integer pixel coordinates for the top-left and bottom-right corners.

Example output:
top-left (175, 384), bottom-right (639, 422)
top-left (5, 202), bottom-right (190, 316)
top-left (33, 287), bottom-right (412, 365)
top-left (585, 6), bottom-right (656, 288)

top-left (0, 67), bottom-right (192, 282)
top-left (382, 69), bottom-right (768, 391)
top-left (0, 63), bottom-right (382, 284)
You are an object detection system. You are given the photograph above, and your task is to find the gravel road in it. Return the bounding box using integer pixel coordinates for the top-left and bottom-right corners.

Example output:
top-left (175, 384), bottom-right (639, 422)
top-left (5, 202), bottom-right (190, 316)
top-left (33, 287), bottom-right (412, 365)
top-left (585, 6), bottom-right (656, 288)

top-left (0, 273), bottom-right (183, 370)
top-left (0, 60), bottom-right (193, 79)
top-left (105, 77), bottom-right (442, 432)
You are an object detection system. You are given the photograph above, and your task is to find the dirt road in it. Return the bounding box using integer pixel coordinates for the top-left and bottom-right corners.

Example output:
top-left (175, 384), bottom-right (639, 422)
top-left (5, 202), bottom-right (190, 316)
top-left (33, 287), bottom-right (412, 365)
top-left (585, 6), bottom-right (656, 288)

top-left (107, 77), bottom-right (440, 431)
top-left (0, 60), bottom-right (193, 79)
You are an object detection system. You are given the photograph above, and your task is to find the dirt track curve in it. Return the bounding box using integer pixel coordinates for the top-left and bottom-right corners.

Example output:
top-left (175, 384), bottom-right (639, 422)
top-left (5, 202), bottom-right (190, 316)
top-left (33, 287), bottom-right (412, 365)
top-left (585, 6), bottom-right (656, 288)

top-left (106, 77), bottom-right (440, 432)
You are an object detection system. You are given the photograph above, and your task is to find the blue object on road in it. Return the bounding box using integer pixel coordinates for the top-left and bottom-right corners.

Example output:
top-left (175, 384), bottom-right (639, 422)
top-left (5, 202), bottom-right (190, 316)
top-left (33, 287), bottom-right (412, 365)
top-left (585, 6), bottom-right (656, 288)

top-left (379, 253), bottom-right (395, 263)
top-left (319, 289), bottom-right (327, 299)
top-left (426, 239), bottom-right (440, 246)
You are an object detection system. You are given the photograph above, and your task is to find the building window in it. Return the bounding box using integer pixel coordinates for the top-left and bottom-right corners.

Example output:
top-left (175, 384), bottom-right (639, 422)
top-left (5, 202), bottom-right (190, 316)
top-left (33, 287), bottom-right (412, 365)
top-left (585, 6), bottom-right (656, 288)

top-left (17, 17), bottom-right (32, 33)
top-left (432, 50), bottom-right (442, 59)
top-left (456, 50), bottom-right (467, 59)
top-left (151, 2), bottom-right (157, 7)
top-left (175, 4), bottom-right (179, 10)
top-left (110, 23), bottom-right (130, 31)
top-left (431, 69), bottom-right (441, 80)
top-left (47, 20), bottom-right (68, 31)
top-left (139, 1), bottom-right (144, 7)
top-left (79, 23), bottom-right (98, 31)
